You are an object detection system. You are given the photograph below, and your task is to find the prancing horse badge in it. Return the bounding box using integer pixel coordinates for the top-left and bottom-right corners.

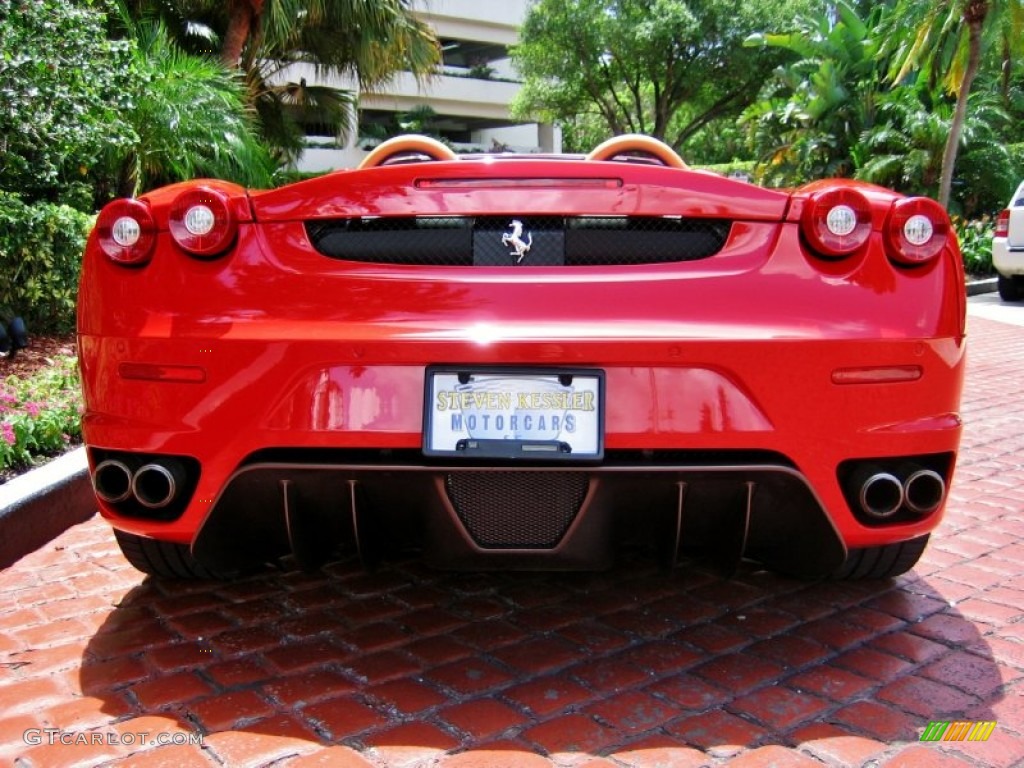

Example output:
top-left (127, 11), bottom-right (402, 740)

top-left (501, 220), bottom-right (533, 263)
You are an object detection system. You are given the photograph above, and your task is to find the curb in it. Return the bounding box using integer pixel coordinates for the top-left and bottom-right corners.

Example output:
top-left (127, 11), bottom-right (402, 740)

top-left (966, 277), bottom-right (998, 297)
top-left (0, 447), bottom-right (95, 569)
top-left (0, 279), bottom-right (1001, 569)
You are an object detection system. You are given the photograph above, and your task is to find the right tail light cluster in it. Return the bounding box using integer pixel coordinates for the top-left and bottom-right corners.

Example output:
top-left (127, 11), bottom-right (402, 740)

top-left (802, 189), bottom-right (950, 266)
top-left (95, 186), bottom-right (238, 267)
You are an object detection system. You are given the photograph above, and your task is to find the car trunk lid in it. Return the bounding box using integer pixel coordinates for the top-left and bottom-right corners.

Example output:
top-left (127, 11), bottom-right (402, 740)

top-left (249, 159), bottom-right (791, 224)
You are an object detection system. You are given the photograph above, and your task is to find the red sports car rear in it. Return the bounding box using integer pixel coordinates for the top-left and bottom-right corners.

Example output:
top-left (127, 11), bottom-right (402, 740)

top-left (78, 135), bottom-right (965, 580)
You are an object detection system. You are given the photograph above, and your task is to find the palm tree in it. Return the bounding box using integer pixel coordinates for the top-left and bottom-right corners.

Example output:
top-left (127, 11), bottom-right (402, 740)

top-left (880, 0), bottom-right (1023, 207)
top-left (856, 87), bottom-right (1010, 205)
top-left (118, 20), bottom-right (276, 194)
top-left (125, 0), bottom-right (440, 160)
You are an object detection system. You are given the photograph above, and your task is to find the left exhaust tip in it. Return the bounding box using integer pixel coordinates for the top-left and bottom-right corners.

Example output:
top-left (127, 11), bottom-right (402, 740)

top-left (93, 460), bottom-right (134, 504)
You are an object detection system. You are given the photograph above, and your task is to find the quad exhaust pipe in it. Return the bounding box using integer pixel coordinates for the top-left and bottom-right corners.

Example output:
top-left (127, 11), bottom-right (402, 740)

top-left (852, 464), bottom-right (947, 520)
top-left (93, 458), bottom-right (186, 510)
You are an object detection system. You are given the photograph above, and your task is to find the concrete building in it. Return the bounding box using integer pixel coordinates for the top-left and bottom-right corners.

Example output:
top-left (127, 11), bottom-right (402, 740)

top-left (294, 0), bottom-right (560, 172)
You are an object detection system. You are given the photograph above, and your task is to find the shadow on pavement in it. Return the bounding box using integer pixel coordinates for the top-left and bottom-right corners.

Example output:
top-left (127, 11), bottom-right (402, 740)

top-left (74, 549), bottom-right (1009, 766)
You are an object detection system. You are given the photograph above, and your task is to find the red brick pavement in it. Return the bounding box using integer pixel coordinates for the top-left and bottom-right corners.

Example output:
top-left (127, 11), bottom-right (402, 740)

top-left (2, 315), bottom-right (1023, 768)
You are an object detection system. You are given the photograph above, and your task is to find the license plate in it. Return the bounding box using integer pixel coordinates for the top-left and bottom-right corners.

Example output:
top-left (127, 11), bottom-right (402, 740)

top-left (424, 368), bottom-right (604, 460)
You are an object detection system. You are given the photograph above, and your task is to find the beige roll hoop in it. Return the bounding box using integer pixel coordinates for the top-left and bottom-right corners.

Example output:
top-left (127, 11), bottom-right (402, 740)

top-left (358, 134), bottom-right (458, 169)
top-left (584, 133), bottom-right (688, 169)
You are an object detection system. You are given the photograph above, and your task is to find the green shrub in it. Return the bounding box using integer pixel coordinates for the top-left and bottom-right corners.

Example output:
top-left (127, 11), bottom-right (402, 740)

top-left (0, 193), bottom-right (92, 334)
top-left (0, 0), bottom-right (135, 209)
top-left (953, 215), bottom-right (995, 277)
top-left (1009, 143), bottom-right (1024, 183)
top-left (0, 356), bottom-right (82, 472)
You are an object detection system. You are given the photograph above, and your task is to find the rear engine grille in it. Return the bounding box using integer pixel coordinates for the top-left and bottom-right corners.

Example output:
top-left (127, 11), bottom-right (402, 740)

top-left (306, 216), bottom-right (731, 267)
top-left (444, 471), bottom-right (589, 549)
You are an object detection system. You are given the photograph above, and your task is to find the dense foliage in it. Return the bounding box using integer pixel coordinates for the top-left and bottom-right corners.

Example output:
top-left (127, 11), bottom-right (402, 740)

top-left (0, 193), bottom-right (91, 334)
top-left (110, 19), bottom-right (275, 197)
top-left (740, 2), bottom-right (885, 183)
top-left (955, 215), bottom-right (996, 275)
top-left (0, 0), bottom-right (274, 207)
top-left (0, 0), bottom-right (135, 208)
top-left (124, 0), bottom-right (440, 162)
top-left (511, 0), bottom-right (817, 153)
top-left (515, 0), bottom-right (1023, 216)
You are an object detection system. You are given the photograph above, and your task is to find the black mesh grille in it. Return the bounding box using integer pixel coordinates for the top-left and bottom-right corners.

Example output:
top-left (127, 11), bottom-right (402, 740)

top-left (306, 216), bottom-right (731, 266)
top-left (444, 472), bottom-right (590, 549)
top-left (306, 217), bottom-right (473, 266)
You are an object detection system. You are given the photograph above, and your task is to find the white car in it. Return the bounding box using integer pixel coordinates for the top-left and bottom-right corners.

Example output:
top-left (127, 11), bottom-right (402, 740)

top-left (993, 180), bottom-right (1024, 301)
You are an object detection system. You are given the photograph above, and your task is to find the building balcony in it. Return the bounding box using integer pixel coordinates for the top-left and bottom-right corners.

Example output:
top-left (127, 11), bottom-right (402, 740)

top-left (362, 71), bottom-right (521, 121)
top-left (412, 0), bottom-right (530, 44)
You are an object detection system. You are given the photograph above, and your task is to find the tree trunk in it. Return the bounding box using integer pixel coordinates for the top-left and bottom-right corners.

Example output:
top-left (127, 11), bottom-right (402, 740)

top-left (938, 1), bottom-right (987, 208)
top-left (221, 0), bottom-right (263, 69)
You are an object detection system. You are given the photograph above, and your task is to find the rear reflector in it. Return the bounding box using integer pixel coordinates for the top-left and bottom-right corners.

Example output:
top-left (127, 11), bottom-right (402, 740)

top-left (832, 366), bottom-right (923, 385)
top-left (119, 363), bottom-right (207, 383)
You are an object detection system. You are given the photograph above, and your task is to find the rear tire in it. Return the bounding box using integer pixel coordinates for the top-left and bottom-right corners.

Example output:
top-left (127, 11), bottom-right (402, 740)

top-left (830, 534), bottom-right (929, 580)
top-left (998, 273), bottom-right (1024, 302)
top-left (114, 529), bottom-right (229, 579)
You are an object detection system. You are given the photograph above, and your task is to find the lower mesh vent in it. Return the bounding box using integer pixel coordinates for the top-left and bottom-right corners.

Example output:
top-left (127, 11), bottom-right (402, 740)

top-left (444, 472), bottom-right (590, 549)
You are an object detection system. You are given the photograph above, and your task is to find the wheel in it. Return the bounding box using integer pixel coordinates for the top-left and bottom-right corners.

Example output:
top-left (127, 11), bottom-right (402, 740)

top-left (997, 273), bottom-right (1024, 302)
top-left (585, 134), bottom-right (689, 169)
top-left (358, 134), bottom-right (457, 169)
top-left (114, 529), bottom-right (230, 579)
top-left (830, 534), bottom-right (930, 580)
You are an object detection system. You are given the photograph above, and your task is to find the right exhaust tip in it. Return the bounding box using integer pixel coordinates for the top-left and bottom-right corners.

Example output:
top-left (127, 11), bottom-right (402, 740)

top-left (131, 463), bottom-right (182, 510)
top-left (904, 469), bottom-right (946, 515)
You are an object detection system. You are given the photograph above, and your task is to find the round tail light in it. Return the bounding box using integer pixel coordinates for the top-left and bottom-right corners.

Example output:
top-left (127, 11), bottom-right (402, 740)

top-left (884, 197), bottom-right (949, 265)
top-left (168, 187), bottom-right (238, 257)
top-left (801, 188), bottom-right (873, 257)
top-left (96, 199), bottom-right (157, 265)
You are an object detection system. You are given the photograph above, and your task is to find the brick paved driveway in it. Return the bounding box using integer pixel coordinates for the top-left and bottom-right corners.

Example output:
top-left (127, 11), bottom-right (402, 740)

top-left (2, 307), bottom-right (1023, 768)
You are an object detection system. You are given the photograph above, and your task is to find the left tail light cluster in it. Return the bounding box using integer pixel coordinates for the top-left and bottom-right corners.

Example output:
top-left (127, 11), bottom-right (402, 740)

top-left (96, 186), bottom-right (238, 266)
top-left (96, 199), bottom-right (157, 265)
top-left (801, 188), bottom-right (951, 266)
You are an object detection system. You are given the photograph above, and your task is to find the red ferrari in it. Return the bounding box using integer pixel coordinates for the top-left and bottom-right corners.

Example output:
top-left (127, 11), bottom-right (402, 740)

top-left (78, 134), bottom-right (965, 580)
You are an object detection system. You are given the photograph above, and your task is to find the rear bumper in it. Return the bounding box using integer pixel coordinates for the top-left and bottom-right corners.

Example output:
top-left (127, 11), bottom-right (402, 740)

top-left (80, 331), bottom-right (965, 572)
